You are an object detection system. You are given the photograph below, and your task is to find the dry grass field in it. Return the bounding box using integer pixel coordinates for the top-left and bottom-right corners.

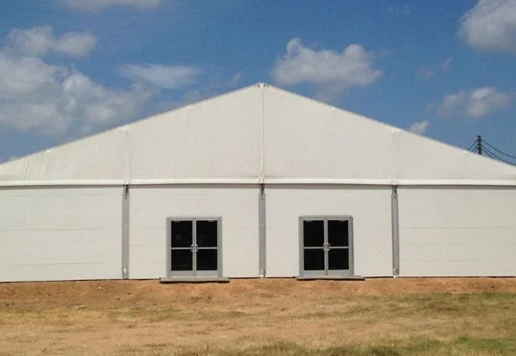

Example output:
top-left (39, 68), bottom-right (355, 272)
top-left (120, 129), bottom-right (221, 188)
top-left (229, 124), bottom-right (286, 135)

top-left (1, 278), bottom-right (516, 355)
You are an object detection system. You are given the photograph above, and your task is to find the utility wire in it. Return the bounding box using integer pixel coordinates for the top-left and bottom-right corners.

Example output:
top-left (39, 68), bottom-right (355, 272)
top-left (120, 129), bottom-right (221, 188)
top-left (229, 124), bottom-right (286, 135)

top-left (482, 147), bottom-right (516, 165)
top-left (468, 145), bottom-right (478, 153)
top-left (483, 149), bottom-right (500, 161)
top-left (467, 141), bottom-right (478, 151)
top-left (466, 136), bottom-right (516, 165)
top-left (482, 140), bottom-right (516, 160)
top-left (483, 150), bottom-right (495, 159)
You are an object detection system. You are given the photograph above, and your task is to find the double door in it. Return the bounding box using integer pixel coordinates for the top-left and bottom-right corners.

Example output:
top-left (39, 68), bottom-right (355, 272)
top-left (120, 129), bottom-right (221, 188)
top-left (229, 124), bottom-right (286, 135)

top-left (167, 218), bottom-right (221, 277)
top-left (300, 217), bottom-right (353, 277)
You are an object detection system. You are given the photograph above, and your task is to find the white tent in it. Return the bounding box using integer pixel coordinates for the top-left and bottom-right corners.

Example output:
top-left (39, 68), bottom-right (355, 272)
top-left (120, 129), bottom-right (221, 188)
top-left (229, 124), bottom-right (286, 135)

top-left (1, 83), bottom-right (516, 282)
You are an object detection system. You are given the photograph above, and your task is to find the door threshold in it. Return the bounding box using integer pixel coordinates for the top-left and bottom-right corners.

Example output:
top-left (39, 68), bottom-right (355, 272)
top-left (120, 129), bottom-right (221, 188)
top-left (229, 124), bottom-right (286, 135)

top-left (296, 275), bottom-right (365, 281)
top-left (160, 277), bottom-right (230, 284)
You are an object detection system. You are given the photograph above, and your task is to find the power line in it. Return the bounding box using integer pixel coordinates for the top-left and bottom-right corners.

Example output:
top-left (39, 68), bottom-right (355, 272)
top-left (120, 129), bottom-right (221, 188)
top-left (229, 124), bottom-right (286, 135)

top-left (483, 149), bottom-right (499, 161)
top-left (468, 145), bottom-right (478, 153)
top-left (466, 135), bottom-right (483, 155)
top-left (482, 140), bottom-right (516, 160)
top-left (467, 136), bottom-right (516, 165)
top-left (467, 141), bottom-right (478, 151)
top-left (482, 146), bottom-right (516, 166)
top-left (483, 150), bottom-right (495, 159)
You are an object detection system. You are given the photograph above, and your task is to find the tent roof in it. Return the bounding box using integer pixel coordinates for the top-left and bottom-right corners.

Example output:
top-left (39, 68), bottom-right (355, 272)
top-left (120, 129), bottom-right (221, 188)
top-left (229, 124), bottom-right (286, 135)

top-left (1, 83), bottom-right (516, 187)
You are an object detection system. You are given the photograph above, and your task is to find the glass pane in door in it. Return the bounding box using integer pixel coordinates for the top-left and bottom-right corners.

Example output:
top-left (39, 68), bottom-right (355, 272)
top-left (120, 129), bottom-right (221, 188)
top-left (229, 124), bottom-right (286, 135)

top-left (171, 249), bottom-right (193, 271)
top-left (196, 220), bottom-right (218, 247)
top-left (328, 220), bottom-right (349, 247)
top-left (197, 249), bottom-right (218, 271)
top-left (304, 249), bottom-right (325, 270)
top-left (303, 220), bottom-right (324, 247)
top-left (328, 248), bottom-right (349, 270)
top-left (171, 221), bottom-right (193, 248)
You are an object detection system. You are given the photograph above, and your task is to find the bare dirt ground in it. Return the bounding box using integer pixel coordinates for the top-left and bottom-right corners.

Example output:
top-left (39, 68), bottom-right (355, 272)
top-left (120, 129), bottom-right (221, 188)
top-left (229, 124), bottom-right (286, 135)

top-left (1, 278), bottom-right (516, 355)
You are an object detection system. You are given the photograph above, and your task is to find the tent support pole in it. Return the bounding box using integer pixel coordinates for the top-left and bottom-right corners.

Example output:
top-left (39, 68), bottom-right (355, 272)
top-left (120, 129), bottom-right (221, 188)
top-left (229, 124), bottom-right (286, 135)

top-left (391, 185), bottom-right (400, 277)
top-left (259, 184), bottom-right (266, 278)
top-left (122, 184), bottom-right (130, 279)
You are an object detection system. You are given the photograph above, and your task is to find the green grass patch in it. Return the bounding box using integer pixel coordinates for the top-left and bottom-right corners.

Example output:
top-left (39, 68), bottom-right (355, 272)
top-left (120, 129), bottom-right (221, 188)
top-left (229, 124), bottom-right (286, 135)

top-left (121, 336), bottom-right (516, 356)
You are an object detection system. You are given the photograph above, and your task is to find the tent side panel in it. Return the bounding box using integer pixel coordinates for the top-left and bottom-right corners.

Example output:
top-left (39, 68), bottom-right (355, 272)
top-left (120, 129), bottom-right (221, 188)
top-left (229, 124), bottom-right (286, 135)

top-left (128, 86), bottom-right (263, 181)
top-left (398, 187), bottom-right (516, 276)
top-left (263, 86), bottom-right (516, 184)
top-left (0, 187), bottom-right (123, 282)
top-left (263, 87), bottom-right (393, 181)
top-left (265, 186), bottom-right (393, 277)
top-left (0, 128), bottom-right (126, 183)
top-left (129, 186), bottom-right (260, 278)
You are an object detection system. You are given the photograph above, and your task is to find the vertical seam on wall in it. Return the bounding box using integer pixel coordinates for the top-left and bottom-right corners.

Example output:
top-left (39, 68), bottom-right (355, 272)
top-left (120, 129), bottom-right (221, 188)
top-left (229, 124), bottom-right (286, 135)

top-left (259, 84), bottom-right (266, 276)
top-left (122, 125), bottom-right (131, 279)
top-left (391, 185), bottom-right (400, 277)
top-left (259, 84), bottom-right (265, 184)
top-left (259, 184), bottom-right (266, 277)
top-left (122, 185), bottom-right (130, 279)
top-left (121, 125), bottom-right (132, 185)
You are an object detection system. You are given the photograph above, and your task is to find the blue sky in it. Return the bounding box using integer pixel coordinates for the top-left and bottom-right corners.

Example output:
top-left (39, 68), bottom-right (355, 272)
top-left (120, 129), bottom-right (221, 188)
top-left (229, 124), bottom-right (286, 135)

top-left (0, 0), bottom-right (515, 162)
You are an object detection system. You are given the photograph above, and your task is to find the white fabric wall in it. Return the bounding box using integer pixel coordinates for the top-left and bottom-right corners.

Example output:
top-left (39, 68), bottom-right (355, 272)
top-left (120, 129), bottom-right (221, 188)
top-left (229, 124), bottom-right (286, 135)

top-left (127, 87), bottom-right (262, 182)
top-left (265, 186), bottom-right (392, 277)
top-left (0, 129), bottom-right (127, 184)
top-left (263, 86), bottom-right (516, 185)
top-left (0, 86), bottom-right (263, 185)
top-left (398, 187), bottom-right (516, 276)
top-left (0, 187), bottom-right (122, 282)
top-left (2, 84), bottom-right (516, 187)
top-left (129, 185), bottom-right (259, 278)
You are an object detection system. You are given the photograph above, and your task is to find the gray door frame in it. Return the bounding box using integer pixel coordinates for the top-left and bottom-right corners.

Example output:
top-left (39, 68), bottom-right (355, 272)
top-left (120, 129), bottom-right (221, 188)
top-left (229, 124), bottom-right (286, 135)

top-left (299, 216), bottom-right (354, 277)
top-left (166, 217), bottom-right (222, 278)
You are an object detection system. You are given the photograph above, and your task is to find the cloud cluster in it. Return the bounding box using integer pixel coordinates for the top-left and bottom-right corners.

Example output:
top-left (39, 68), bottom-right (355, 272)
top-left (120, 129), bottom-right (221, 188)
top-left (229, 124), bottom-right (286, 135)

top-left (62, 0), bottom-right (161, 12)
top-left (6, 26), bottom-right (96, 58)
top-left (408, 120), bottom-right (431, 135)
top-left (118, 64), bottom-right (202, 89)
top-left (436, 87), bottom-right (513, 118)
top-left (271, 38), bottom-right (382, 102)
top-left (419, 57), bottom-right (453, 78)
top-left (0, 27), bottom-right (154, 136)
top-left (460, 0), bottom-right (516, 53)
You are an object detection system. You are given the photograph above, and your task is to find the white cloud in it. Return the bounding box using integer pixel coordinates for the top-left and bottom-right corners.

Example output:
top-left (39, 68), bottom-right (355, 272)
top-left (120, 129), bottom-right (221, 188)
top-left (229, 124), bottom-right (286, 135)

top-left (271, 38), bottom-right (382, 101)
top-left (419, 56), bottom-right (453, 78)
top-left (441, 56), bottom-right (453, 70)
top-left (118, 64), bottom-right (202, 89)
top-left (436, 87), bottom-right (513, 118)
top-left (466, 87), bottom-right (513, 117)
top-left (460, 0), bottom-right (516, 53)
top-left (0, 54), bottom-right (59, 96)
top-left (0, 27), bottom-right (154, 136)
top-left (409, 120), bottom-right (431, 135)
top-left (53, 32), bottom-right (98, 58)
top-left (6, 26), bottom-right (96, 59)
top-left (229, 71), bottom-right (244, 87)
top-left (436, 92), bottom-right (466, 117)
top-left (62, 0), bottom-right (161, 12)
